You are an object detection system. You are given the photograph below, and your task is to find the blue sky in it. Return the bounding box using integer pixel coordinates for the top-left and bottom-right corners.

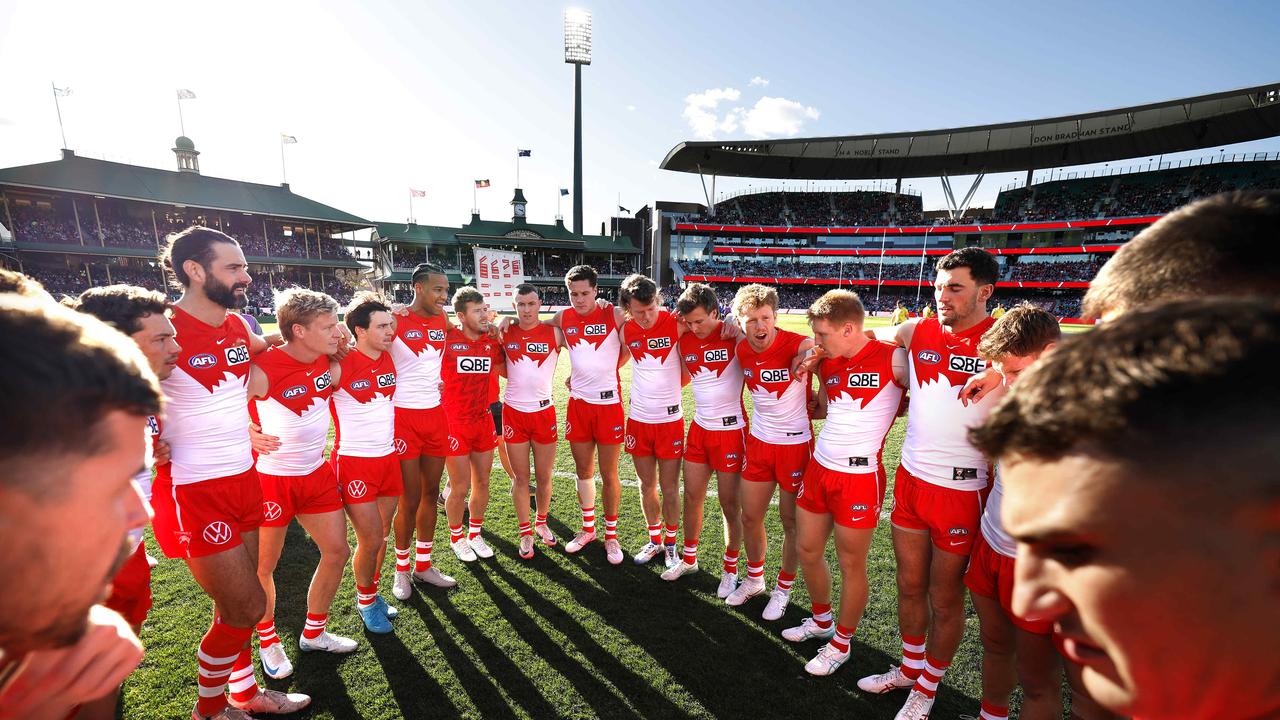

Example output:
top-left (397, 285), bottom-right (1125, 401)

top-left (1, 0), bottom-right (1278, 230)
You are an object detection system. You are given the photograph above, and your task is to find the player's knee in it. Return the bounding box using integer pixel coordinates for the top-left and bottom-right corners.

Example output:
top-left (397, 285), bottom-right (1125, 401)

top-left (323, 540), bottom-right (352, 565)
top-left (224, 588), bottom-right (267, 628)
top-left (796, 538), bottom-right (825, 563)
top-left (896, 572), bottom-right (928, 600)
top-left (979, 624), bottom-right (1015, 655)
top-left (930, 591), bottom-right (965, 619)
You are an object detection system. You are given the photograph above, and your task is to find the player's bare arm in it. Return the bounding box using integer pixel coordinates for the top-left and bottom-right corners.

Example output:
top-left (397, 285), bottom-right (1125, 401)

top-left (246, 364), bottom-right (281, 454)
top-left (891, 346), bottom-right (910, 388)
top-left (959, 368), bottom-right (1001, 406)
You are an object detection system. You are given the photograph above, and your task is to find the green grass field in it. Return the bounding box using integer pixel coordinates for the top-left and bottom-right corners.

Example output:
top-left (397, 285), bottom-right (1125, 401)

top-left (123, 315), bottom-right (1080, 719)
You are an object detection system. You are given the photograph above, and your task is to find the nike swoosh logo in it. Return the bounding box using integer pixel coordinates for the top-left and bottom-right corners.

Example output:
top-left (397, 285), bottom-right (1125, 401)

top-left (948, 540), bottom-right (965, 547)
top-left (851, 515), bottom-right (868, 522)
top-left (306, 371), bottom-right (315, 377)
top-left (216, 338), bottom-right (227, 345)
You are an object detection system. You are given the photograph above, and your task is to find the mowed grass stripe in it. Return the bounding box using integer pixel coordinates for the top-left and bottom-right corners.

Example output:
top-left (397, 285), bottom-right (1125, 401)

top-left (124, 314), bottom-right (1071, 719)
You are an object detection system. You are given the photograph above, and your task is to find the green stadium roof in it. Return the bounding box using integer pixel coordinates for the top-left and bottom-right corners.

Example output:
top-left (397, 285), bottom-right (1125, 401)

top-left (0, 150), bottom-right (371, 227)
top-left (373, 213), bottom-right (640, 254)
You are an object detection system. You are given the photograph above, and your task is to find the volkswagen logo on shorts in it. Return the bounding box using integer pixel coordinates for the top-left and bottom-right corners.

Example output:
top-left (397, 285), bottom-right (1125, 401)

top-left (504, 425), bottom-right (515, 440)
top-left (203, 521), bottom-right (232, 545)
top-left (263, 502), bottom-right (283, 522)
top-left (393, 438), bottom-right (408, 455)
top-left (624, 434), bottom-right (636, 450)
top-left (448, 436), bottom-right (460, 452)
top-left (916, 350), bottom-right (941, 364)
top-left (347, 479), bottom-right (368, 498)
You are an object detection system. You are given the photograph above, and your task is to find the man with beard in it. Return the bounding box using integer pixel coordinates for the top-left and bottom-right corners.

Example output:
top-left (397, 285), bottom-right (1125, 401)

top-left (0, 295), bottom-right (156, 716)
top-left (151, 227), bottom-right (309, 720)
top-left (857, 247), bottom-right (1005, 720)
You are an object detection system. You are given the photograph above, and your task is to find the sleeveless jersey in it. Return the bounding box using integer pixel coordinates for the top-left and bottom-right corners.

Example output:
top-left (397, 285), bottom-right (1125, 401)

top-left (441, 328), bottom-right (502, 424)
top-left (813, 340), bottom-right (905, 474)
top-left (502, 323), bottom-right (559, 413)
top-left (679, 323), bottom-right (746, 431)
top-left (249, 347), bottom-right (333, 476)
top-left (331, 348), bottom-right (397, 458)
top-left (980, 464), bottom-right (1017, 558)
top-left (160, 308), bottom-right (254, 485)
top-left (900, 316), bottom-right (1003, 491)
top-left (737, 329), bottom-right (811, 444)
top-left (561, 303), bottom-right (622, 405)
top-left (623, 310), bottom-right (684, 423)
top-left (389, 310), bottom-right (447, 410)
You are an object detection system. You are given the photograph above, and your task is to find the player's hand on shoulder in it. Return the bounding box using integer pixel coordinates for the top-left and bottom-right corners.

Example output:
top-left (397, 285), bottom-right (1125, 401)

top-left (248, 422), bottom-right (281, 455)
top-left (153, 440), bottom-right (172, 466)
top-left (390, 303), bottom-right (410, 317)
top-left (0, 606), bottom-right (143, 718)
top-left (719, 316), bottom-right (742, 340)
top-left (959, 368), bottom-right (1001, 406)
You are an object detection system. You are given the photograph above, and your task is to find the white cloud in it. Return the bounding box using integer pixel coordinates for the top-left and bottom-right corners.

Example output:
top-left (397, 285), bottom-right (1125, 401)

top-left (749, 76), bottom-right (769, 87)
top-left (626, 104), bottom-right (636, 111)
top-left (682, 87), bottom-right (741, 139)
top-left (740, 96), bottom-right (820, 139)
top-left (682, 87), bottom-right (819, 140)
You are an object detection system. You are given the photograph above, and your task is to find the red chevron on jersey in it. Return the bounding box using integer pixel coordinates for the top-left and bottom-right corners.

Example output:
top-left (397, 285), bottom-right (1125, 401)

top-left (339, 350), bottom-right (398, 404)
top-left (396, 310), bottom-right (447, 355)
top-left (171, 307), bottom-right (252, 393)
top-left (738, 329), bottom-right (805, 400)
top-left (442, 328), bottom-right (502, 423)
top-left (680, 327), bottom-right (737, 379)
top-left (624, 310), bottom-right (679, 363)
top-left (253, 347), bottom-right (333, 417)
top-left (909, 316), bottom-right (994, 388)
top-left (502, 323), bottom-right (557, 366)
top-left (822, 340), bottom-right (900, 406)
top-left (562, 302), bottom-right (618, 351)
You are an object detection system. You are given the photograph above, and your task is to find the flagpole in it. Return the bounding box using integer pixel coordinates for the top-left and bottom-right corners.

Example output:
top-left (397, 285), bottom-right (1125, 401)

top-left (177, 97), bottom-right (186, 136)
top-left (408, 190), bottom-right (414, 224)
top-left (473, 184), bottom-right (477, 215)
top-left (516, 150), bottom-right (520, 188)
top-left (51, 82), bottom-right (67, 149)
top-left (280, 136), bottom-right (287, 185)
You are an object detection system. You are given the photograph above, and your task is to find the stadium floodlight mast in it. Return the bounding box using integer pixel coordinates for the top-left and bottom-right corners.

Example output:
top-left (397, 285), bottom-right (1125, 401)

top-left (564, 7), bottom-right (591, 235)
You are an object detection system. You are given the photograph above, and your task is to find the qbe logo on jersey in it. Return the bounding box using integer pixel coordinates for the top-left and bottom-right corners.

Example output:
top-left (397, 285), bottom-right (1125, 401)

top-left (647, 336), bottom-right (672, 351)
top-left (428, 329), bottom-right (446, 342)
top-left (948, 355), bottom-right (986, 375)
top-left (376, 372), bottom-right (397, 388)
top-left (760, 368), bottom-right (790, 383)
top-left (313, 371), bottom-right (333, 392)
top-left (584, 323), bottom-right (608, 337)
top-left (457, 356), bottom-right (491, 374)
top-left (526, 342), bottom-right (550, 354)
top-left (224, 345), bottom-right (250, 366)
top-left (703, 348), bottom-right (728, 363)
top-left (847, 372), bottom-right (880, 389)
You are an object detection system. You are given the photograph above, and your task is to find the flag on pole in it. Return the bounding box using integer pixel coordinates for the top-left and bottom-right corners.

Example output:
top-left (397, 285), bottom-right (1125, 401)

top-left (475, 179), bottom-right (491, 188)
top-left (517, 149), bottom-right (532, 157)
top-left (281, 134), bottom-right (297, 144)
top-left (53, 86), bottom-right (72, 97)
top-left (410, 188), bottom-right (426, 198)
top-left (618, 205), bottom-right (630, 214)
top-left (176, 89), bottom-right (196, 99)
top-left (559, 188), bottom-right (570, 196)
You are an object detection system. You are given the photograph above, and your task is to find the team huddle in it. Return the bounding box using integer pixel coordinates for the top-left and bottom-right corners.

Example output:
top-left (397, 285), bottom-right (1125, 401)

top-left (0, 190), bottom-right (1277, 720)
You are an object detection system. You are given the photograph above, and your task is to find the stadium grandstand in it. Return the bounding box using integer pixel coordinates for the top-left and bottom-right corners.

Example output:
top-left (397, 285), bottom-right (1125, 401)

top-left (657, 82), bottom-right (1280, 319)
top-left (0, 141), bottom-right (639, 312)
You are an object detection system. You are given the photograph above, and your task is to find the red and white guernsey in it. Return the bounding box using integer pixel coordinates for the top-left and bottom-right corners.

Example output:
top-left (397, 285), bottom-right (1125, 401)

top-left (623, 310), bottom-right (683, 423)
top-left (441, 328), bottom-right (502, 423)
top-left (901, 316), bottom-right (1003, 491)
top-left (331, 349), bottom-right (397, 457)
top-left (389, 310), bottom-right (447, 410)
top-left (736, 329), bottom-right (811, 444)
top-left (561, 302), bottom-right (622, 405)
top-left (980, 465), bottom-right (1017, 558)
top-left (160, 308), bottom-right (254, 485)
top-left (680, 324), bottom-right (746, 431)
top-left (502, 323), bottom-right (559, 413)
top-left (813, 340), bottom-right (905, 474)
top-left (249, 348), bottom-right (333, 476)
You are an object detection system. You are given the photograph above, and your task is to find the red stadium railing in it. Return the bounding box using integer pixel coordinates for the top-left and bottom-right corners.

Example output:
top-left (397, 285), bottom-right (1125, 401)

top-left (674, 215), bottom-right (1161, 236)
top-left (681, 274), bottom-right (1090, 289)
top-left (705, 245), bottom-right (1120, 258)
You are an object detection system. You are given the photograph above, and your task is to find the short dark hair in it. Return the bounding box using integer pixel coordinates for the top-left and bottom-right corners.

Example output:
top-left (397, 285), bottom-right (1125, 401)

top-left (452, 286), bottom-right (485, 315)
top-left (1082, 190), bottom-right (1280, 320)
top-left (565, 264), bottom-right (598, 288)
top-left (976, 303), bottom-right (1060, 361)
top-left (411, 263), bottom-right (446, 285)
top-left (936, 246), bottom-right (999, 286)
top-left (971, 297), bottom-right (1280, 501)
top-left (618, 273), bottom-right (658, 307)
top-left (161, 226), bottom-right (240, 289)
top-left (344, 291), bottom-right (390, 333)
top-left (0, 269), bottom-right (48, 298)
top-left (515, 283), bottom-right (540, 298)
top-left (74, 284), bottom-right (170, 335)
top-left (0, 296), bottom-right (162, 495)
top-left (676, 283), bottom-right (718, 316)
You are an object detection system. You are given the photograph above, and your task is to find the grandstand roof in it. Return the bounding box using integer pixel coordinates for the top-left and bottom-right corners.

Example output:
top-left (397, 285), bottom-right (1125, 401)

top-left (661, 83), bottom-right (1280, 180)
top-left (0, 150), bottom-right (371, 227)
top-left (373, 215), bottom-right (640, 254)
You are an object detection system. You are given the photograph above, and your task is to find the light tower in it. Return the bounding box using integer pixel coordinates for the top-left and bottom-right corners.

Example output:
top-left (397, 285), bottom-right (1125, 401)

top-left (564, 7), bottom-right (592, 236)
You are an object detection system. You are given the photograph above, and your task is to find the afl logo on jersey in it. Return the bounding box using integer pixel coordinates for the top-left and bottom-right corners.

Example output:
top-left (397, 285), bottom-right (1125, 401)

top-left (825, 376), bottom-right (840, 386)
top-left (506, 343), bottom-right (521, 351)
top-left (189, 353), bottom-right (218, 369)
top-left (916, 350), bottom-right (941, 364)
top-left (585, 323), bottom-right (607, 337)
top-left (350, 379), bottom-right (372, 390)
top-left (684, 354), bottom-right (697, 363)
top-left (404, 330), bottom-right (424, 340)
top-left (449, 343), bottom-right (471, 351)
top-left (703, 348), bottom-right (728, 363)
top-left (282, 385), bottom-right (308, 399)
top-left (565, 327), bottom-right (579, 336)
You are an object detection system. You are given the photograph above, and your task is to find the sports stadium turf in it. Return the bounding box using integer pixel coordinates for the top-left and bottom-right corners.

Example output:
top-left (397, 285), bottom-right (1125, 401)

top-left (123, 314), bottom-right (1084, 719)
